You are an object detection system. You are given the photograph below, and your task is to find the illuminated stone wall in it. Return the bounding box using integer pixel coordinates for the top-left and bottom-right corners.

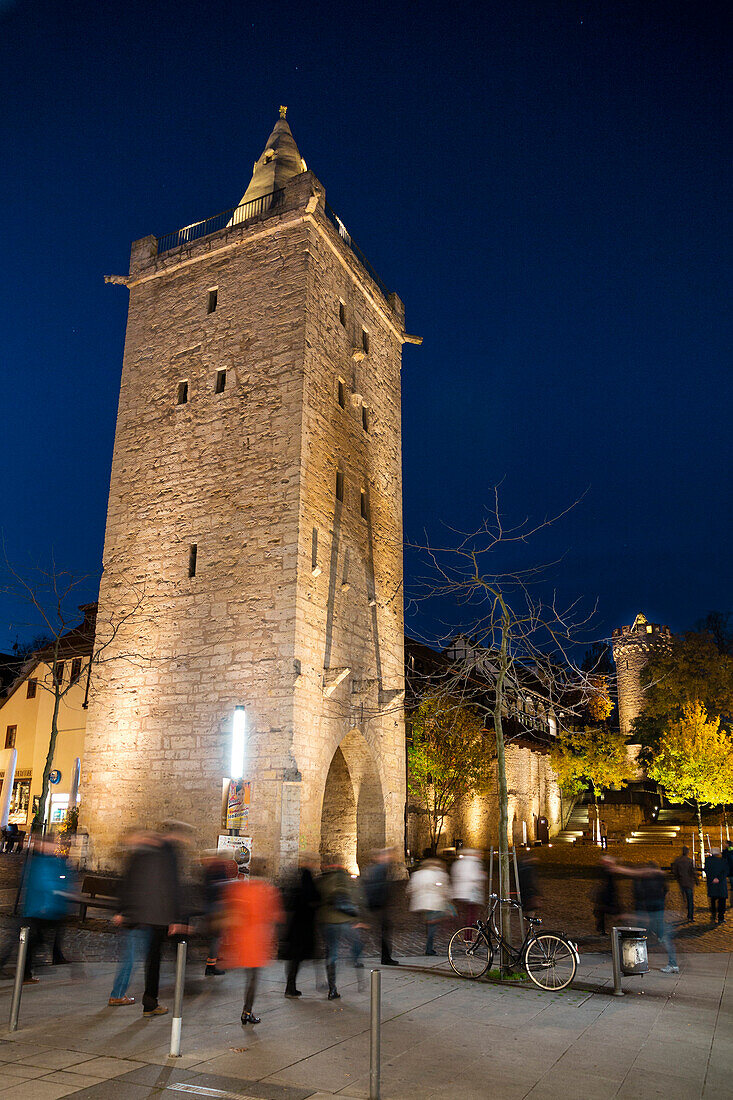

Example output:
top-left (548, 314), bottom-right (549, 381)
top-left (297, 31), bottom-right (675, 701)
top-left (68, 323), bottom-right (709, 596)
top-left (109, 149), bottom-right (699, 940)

top-left (81, 169), bottom-right (407, 872)
top-left (407, 745), bottom-right (563, 857)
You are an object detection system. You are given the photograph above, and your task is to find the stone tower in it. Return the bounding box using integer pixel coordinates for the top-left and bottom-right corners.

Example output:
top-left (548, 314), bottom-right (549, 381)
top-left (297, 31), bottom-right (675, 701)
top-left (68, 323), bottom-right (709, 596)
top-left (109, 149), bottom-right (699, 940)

top-left (612, 613), bottom-right (672, 738)
top-left (82, 110), bottom-right (415, 872)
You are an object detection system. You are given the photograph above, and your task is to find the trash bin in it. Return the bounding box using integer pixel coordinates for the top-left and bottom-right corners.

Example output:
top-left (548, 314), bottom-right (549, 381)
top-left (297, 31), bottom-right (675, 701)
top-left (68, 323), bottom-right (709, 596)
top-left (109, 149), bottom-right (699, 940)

top-left (611, 926), bottom-right (648, 995)
top-left (618, 927), bottom-right (648, 975)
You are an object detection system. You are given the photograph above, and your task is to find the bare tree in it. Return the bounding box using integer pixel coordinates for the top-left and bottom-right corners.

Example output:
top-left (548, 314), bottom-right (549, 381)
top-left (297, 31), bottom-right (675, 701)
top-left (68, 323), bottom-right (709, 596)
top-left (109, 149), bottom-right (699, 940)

top-left (1, 555), bottom-right (149, 832)
top-left (409, 490), bottom-right (604, 933)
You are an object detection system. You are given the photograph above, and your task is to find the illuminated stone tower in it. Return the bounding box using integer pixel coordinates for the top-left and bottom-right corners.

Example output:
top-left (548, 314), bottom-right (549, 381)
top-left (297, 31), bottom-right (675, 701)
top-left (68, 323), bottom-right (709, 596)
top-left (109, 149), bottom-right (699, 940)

top-left (82, 110), bottom-right (417, 872)
top-left (612, 613), bottom-right (672, 738)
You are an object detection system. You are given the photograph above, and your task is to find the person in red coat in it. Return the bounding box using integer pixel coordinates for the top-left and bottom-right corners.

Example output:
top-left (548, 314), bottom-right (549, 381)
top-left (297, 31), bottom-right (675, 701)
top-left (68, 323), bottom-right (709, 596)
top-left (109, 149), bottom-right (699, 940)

top-left (219, 859), bottom-right (283, 1025)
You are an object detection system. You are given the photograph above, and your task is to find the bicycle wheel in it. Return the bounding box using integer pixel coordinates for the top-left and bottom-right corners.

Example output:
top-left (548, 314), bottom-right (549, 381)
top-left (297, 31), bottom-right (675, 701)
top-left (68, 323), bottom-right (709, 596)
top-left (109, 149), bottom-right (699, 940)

top-left (524, 933), bottom-right (577, 991)
top-left (448, 926), bottom-right (492, 979)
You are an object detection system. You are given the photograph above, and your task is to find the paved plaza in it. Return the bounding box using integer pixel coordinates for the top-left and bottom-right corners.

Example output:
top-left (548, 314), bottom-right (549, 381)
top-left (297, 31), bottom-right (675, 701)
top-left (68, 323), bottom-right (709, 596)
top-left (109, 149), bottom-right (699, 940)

top-left (0, 948), bottom-right (731, 1099)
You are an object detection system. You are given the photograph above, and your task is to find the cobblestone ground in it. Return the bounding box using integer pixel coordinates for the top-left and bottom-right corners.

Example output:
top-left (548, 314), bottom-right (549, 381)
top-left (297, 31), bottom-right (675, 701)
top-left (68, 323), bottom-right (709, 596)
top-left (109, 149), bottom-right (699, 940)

top-left (2, 843), bottom-right (732, 966)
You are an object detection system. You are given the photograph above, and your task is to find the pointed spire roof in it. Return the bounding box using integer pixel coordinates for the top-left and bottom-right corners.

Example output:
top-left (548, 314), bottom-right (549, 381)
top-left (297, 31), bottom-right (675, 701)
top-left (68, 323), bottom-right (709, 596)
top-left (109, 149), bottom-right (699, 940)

top-left (238, 107), bottom-right (307, 206)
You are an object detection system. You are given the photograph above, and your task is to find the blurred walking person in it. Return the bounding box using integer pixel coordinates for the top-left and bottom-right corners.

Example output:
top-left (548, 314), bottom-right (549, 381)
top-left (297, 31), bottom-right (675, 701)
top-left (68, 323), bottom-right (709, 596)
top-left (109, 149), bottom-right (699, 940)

top-left (282, 852), bottom-right (320, 997)
top-left (201, 850), bottom-right (236, 976)
top-left (592, 855), bottom-right (620, 934)
top-left (451, 849), bottom-right (486, 926)
top-left (406, 857), bottom-right (451, 955)
top-left (613, 860), bottom-right (679, 974)
top-left (364, 847), bottom-right (400, 965)
top-left (219, 858), bottom-right (283, 1025)
top-left (704, 848), bottom-right (728, 924)
top-left (319, 854), bottom-right (365, 999)
top-left (19, 837), bottom-right (72, 983)
top-left (108, 828), bottom-right (153, 1005)
top-left (116, 820), bottom-right (193, 1017)
top-left (671, 845), bottom-right (698, 923)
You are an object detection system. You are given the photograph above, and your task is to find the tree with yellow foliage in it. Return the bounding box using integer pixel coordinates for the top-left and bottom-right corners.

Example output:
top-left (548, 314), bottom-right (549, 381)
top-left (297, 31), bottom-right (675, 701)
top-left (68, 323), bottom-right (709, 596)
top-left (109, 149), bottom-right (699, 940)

top-left (648, 702), bottom-right (733, 859)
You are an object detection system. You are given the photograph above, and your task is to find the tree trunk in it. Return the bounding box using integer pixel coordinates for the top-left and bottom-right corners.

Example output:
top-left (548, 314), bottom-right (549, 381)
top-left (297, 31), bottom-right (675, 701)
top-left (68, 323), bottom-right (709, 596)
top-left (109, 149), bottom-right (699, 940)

top-left (695, 798), bottom-right (705, 873)
top-left (492, 597), bottom-right (511, 970)
top-left (33, 677), bottom-right (62, 834)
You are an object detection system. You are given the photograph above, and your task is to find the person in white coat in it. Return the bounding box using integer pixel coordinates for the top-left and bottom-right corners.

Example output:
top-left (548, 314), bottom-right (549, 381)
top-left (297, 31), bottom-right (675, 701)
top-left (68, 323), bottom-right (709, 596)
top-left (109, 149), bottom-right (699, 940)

top-left (407, 858), bottom-right (452, 955)
top-left (451, 849), bottom-right (486, 926)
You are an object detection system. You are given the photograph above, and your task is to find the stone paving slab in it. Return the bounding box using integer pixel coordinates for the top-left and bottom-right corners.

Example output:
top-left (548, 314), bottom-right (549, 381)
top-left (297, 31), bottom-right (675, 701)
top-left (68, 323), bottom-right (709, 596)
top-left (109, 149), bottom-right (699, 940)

top-left (0, 953), bottom-right (730, 1097)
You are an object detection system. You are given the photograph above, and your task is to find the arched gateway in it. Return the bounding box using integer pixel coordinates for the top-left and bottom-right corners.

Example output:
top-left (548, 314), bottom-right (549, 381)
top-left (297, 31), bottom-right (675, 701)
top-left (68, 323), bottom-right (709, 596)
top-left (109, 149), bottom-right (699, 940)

top-left (79, 110), bottom-right (413, 871)
top-left (320, 731), bottom-right (386, 874)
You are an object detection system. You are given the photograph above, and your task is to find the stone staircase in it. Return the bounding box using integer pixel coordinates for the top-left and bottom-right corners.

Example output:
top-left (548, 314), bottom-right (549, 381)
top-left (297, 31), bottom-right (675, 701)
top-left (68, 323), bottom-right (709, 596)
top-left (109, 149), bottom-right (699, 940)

top-left (553, 803), bottom-right (588, 844)
top-left (626, 823), bottom-right (683, 845)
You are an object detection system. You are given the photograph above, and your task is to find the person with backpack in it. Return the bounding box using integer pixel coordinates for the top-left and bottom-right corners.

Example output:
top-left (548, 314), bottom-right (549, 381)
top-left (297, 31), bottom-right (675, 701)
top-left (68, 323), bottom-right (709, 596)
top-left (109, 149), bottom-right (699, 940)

top-left (318, 854), bottom-right (365, 999)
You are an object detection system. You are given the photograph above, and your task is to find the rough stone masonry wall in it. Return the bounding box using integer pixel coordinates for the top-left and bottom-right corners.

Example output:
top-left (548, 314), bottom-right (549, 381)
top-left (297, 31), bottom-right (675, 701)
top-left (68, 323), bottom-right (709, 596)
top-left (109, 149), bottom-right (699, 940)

top-left (81, 189), bottom-right (314, 868)
top-left (612, 623), bottom-right (672, 738)
top-left (407, 745), bottom-right (562, 857)
top-left (289, 208), bottom-right (406, 870)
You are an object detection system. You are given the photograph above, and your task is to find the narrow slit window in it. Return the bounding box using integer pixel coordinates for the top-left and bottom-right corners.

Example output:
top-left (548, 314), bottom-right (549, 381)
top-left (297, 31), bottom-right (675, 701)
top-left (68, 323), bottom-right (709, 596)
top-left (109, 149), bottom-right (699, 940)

top-left (335, 469), bottom-right (344, 503)
top-left (360, 487), bottom-right (368, 519)
top-left (207, 288), bottom-right (218, 314)
top-left (311, 528), bottom-right (321, 576)
top-left (339, 300), bottom-right (346, 326)
top-left (341, 548), bottom-right (351, 591)
top-left (337, 379), bottom-right (345, 408)
top-left (188, 544), bottom-right (198, 578)
top-left (215, 369), bottom-right (226, 394)
top-left (362, 405), bottom-right (369, 432)
top-left (177, 380), bottom-right (188, 405)
top-left (361, 328), bottom-right (370, 354)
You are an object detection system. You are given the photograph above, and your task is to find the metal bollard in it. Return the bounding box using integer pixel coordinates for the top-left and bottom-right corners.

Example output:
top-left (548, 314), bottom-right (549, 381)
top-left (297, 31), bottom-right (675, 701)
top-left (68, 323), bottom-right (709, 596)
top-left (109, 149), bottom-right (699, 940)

top-left (369, 968), bottom-right (381, 1100)
top-left (9, 926), bottom-right (31, 1031)
top-left (611, 928), bottom-right (624, 996)
top-left (169, 939), bottom-right (187, 1057)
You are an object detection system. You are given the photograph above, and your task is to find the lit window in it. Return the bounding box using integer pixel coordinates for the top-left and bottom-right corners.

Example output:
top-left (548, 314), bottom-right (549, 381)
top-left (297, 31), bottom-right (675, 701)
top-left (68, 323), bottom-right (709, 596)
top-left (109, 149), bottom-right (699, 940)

top-left (207, 288), bottom-right (218, 314)
top-left (188, 544), bottom-right (198, 578)
top-left (215, 369), bottom-right (226, 394)
top-left (177, 381), bottom-right (188, 405)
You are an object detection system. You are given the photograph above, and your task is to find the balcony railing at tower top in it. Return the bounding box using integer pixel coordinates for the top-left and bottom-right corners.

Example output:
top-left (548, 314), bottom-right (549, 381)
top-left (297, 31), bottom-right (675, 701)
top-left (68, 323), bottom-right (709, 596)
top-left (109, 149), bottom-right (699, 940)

top-left (156, 189), bottom-right (286, 255)
top-left (155, 189), bottom-right (390, 302)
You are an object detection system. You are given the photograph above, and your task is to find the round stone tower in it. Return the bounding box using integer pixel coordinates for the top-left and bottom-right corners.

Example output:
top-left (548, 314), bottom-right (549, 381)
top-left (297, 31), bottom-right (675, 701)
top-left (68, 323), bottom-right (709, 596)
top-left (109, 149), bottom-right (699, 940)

top-left (612, 613), bottom-right (673, 738)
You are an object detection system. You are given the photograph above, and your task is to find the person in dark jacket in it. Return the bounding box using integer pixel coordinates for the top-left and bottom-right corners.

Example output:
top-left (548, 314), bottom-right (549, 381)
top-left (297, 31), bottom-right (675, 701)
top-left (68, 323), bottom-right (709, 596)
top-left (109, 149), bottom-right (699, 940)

top-left (201, 851), bottom-right (237, 976)
top-left (612, 860), bottom-right (678, 973)
top-left (704, 849), bottom-right (728, 924)
top-left (319, 855), bottom-right (365, 999)
top-left (592, 856), bottom-right (619, 934)
top-left (723, 841), bottom-right (733, 893)
top-left (281, 852), bottom-right (320, 997)
top-left (671, 846), bottom-right (698, 922)
top-left (116, 821), bottom-right (193, 1016)
top-left (363, 847), bottom-right (399, 965)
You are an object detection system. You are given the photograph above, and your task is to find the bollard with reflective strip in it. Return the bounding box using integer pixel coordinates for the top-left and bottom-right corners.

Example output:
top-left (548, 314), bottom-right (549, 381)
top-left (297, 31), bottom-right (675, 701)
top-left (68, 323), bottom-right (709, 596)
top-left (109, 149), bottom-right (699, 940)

top-left (370, 968), bottom-right (381, 1100)
top-left (9, 926), bottom-right (30, 1032)
top-left (169, 939), bottom-right (187, 1057)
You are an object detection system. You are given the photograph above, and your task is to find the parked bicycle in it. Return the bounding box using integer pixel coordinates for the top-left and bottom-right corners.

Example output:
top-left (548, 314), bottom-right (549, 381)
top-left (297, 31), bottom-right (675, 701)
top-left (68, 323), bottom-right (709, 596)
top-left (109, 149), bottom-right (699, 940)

top-left (448, 893), bottom-right (579, 991)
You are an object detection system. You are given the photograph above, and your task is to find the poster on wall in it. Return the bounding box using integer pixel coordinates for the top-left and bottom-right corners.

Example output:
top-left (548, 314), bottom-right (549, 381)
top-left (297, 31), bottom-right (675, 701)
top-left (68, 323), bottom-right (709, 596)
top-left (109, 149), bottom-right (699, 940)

top-left (217, 834), bottom-right (252, 877)
top-left (226, 779), bottom-right (251, 829)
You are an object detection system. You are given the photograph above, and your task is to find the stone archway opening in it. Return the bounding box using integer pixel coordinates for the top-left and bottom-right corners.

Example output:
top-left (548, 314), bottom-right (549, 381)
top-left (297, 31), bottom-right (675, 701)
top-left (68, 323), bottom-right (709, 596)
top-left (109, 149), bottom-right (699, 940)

top-left (320, 730), bottom-right (386, 874)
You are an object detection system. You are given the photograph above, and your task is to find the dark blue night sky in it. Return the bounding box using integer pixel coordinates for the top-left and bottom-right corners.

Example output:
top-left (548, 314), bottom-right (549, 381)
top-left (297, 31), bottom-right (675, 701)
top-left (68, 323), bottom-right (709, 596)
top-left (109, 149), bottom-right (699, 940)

top-left (1, 0), bottom-right (730, 648)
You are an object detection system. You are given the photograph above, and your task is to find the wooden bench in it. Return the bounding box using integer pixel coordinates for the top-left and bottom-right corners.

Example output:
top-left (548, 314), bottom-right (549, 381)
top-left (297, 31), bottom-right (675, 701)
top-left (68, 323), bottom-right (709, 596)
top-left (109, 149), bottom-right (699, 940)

top-left (60, 875), bottom-right (120, 921)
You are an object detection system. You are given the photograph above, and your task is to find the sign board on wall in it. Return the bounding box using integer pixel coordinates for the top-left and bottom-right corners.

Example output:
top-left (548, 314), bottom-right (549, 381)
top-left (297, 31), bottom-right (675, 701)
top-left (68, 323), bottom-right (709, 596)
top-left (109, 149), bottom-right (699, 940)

top-left (226, 779), bottom-right (251, 829)
top-left (217, 834), bottom-right (252, 876)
